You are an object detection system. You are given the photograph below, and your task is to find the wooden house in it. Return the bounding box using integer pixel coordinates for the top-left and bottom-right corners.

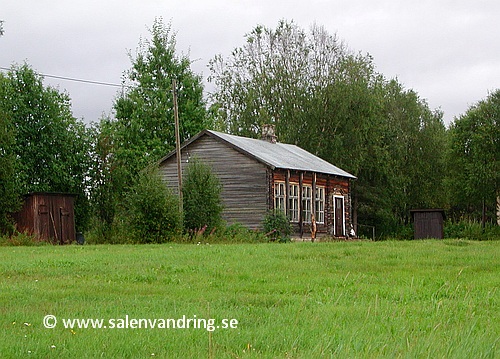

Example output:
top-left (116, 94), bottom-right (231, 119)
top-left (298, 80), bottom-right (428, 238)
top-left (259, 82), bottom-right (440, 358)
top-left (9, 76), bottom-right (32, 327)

top-left (158, 128), bottom-right (356, 238)
top-left (13, 192), bottom-right (76, 244)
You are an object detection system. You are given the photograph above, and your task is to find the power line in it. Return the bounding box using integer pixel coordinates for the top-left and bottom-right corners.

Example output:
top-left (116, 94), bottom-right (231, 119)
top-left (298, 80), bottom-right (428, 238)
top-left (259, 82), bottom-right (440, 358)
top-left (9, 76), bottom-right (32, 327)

top-left (38, 72), bottom-right (124, 88)
top-left (0, 66), bottom-right (181, 95)
top-left (0, 66), bottom-right (126, 88)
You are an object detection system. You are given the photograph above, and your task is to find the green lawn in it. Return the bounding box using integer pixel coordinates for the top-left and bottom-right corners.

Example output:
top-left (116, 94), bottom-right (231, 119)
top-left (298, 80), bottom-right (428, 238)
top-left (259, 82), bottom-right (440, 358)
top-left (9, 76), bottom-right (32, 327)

top-left (1, 240), bottom-right (499, 358)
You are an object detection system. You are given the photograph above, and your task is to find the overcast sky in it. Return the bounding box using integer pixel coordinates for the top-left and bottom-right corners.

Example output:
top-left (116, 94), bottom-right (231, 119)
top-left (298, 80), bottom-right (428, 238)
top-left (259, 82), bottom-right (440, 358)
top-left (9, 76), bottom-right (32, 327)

top-left (1, 0), bottom-right (499, 126)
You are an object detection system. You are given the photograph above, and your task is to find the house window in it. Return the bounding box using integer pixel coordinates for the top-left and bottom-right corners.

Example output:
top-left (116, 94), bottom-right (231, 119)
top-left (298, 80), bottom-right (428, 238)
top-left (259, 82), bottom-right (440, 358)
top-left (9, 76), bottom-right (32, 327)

top-left (315, 186), bottom-right (325, 223)
top-left (274, 182), bottom-right (286, 213)
top-left (288, 184), bottom-right (299, 222)
top-left (275, 182), bottom-right (322, 224)
top-left (302, 185), bottom-right (312, 223)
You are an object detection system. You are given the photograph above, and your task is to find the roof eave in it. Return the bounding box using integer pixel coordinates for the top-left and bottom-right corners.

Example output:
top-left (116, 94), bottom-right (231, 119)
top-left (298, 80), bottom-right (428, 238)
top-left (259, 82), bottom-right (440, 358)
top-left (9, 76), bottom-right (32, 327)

top-left (158, 129), bottom-right (356, 179)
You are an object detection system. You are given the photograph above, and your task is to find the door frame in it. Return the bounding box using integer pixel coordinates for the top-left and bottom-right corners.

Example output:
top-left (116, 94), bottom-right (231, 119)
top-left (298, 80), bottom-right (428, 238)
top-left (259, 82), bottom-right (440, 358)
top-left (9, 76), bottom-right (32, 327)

top-left (333, 195), bottom-right (346, 237)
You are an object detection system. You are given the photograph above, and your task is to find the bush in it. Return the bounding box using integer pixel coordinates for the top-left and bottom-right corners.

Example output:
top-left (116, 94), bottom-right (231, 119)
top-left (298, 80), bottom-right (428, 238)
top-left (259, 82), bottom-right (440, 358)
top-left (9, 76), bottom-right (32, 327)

top-left (262, 210), bottom-right (292, 242)
top-left (445, 220), bottom-right (500, 240)
top-left (182, 158), bottom-right (223, 234)
top-left (221, 223), bottom-right (266, 243)
top-left (125, 167), bottom-right (182, 243)
top-left (0, 231), bottom-right (47, 246)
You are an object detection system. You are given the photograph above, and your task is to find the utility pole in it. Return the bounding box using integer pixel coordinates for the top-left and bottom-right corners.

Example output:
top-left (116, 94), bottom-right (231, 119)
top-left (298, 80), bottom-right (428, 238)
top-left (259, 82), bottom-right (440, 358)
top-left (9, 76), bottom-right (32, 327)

top-left (172, 79), bottom-right (183, 213)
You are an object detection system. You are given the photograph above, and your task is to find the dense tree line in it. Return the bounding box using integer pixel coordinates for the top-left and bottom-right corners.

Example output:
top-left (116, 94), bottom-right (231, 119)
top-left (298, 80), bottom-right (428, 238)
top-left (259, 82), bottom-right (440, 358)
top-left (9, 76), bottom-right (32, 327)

top-left (447, 90), bottom-right (499, 227)
top-left (0, 19), bottom-right (497, 239)
top-left (209, 21), bottom-right (449, 235)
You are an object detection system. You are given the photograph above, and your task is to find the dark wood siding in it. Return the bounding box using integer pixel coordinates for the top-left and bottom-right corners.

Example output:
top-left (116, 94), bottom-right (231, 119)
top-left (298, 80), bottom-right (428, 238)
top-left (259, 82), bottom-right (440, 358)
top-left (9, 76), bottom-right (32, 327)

top-left (411, 209), bottom-right (445, 239)
top-left (13, 193), bottom-right (76, 244)
top-left (159, 134), bottom-right (269, 229)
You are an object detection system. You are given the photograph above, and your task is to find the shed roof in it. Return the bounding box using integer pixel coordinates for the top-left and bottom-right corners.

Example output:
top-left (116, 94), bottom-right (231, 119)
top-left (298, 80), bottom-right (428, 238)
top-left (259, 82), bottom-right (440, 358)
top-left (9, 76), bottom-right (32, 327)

top-left (160, 129), bottom-right (356, 179)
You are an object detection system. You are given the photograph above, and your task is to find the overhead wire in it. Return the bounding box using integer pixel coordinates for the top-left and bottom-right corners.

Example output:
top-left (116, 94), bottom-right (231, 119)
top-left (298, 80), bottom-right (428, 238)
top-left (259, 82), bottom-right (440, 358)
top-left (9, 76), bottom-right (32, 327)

top-left (0, 66), bottom-right (179, 95)
top-left (0, 66), bottom-right (128, 88)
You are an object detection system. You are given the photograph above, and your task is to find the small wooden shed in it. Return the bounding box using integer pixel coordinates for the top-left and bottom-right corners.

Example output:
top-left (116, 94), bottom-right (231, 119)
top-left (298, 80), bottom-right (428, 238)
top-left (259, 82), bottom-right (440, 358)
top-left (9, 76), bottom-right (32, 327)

top-left (13, 192), bottom-right (76, 244)
top-left (410, 209), bottom-right (445, 239)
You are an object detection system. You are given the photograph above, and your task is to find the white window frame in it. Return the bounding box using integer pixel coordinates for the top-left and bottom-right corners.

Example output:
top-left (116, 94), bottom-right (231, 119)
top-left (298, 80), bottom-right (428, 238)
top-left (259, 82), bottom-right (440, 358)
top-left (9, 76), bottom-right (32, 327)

top-left (274, 182), bottom-right (286, 213)
top-left (274, 182), bottom-right (324, 225)
top-left (302, 185), bottom-right (312, 223)
top-left (288, 184), bottom-right (299, 222)
top-left (315, 186), bottom-right (325, 224)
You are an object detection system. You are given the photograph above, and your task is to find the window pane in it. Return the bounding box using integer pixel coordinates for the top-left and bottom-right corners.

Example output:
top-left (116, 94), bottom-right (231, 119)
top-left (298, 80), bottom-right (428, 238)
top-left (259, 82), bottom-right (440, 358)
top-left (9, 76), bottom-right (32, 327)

top-left (274, 182), bottom-right (286, 214)
top-left (288, 184), bottom-right (299, 222)
top-left (302, 185), bottom-right (311, 223)
top-left (315, 187), bottom-right (325, 223)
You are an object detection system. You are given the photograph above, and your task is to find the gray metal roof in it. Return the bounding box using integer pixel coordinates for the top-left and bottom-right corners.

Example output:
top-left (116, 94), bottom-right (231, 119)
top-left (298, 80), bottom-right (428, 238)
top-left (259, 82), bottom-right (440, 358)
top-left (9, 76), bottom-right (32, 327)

top-left (207, 130), bottom-right (356, 179)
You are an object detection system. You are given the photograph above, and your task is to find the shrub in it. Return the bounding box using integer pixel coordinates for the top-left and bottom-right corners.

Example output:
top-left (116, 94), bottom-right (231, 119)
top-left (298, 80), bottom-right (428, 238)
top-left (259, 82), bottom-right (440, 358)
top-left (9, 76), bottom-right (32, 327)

top-left (445, 220), bottom-right (500, 240)
top-left (0, 231), bottom-right (47, 246)
top-left (222, 223), bottom-right (266, 243)
top-left (125, 167), bottom-right (182, 243)
top-left (262, 210), bottom-right (292, 242)
top-left (182, 157), bottom-right (223, 234)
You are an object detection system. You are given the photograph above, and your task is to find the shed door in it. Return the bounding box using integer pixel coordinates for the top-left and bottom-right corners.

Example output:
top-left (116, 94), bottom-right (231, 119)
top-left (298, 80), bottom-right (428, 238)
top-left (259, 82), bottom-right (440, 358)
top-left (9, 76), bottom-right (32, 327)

top-left (414, 212), bottom-right (443, 239)
top-left (38, 203), bottom-right (50, 241)
top-left (59, 207), bottom-right (72, 244)
top-left (334, 196), bottom-right (345, 237)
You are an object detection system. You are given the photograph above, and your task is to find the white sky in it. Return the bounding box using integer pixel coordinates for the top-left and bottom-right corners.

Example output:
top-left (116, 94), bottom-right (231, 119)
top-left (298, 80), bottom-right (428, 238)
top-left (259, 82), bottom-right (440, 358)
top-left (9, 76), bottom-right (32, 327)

top-left (1, 0), bottom-right (499, 125)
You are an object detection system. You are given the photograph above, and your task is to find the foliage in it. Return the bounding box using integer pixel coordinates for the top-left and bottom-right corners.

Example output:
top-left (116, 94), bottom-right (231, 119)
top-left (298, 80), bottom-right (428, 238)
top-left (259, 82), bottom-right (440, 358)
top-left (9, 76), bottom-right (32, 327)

top-left (447, 89), bottom-right (500, 225)
top-left (444, 220), bottom-right (500, 241)
top-left (0, 107), bottom-right (20, 234)
top-left (109, 17), bottom-right (209, 189)
top-left (2, 241), bottom-right (499, 357)
top-left (0, 64), bottom-right (92, 231)
top-left (0, 231), bottom-right (46, 246)
top-left (220, 222), bottom-right (265, 242)
top-left (124, 167), bottom-right (181, 243)
top-left (86, 118), bottom-right (120, 241)
top-left (182, 223), bottom-right (265, 244)
top-left (209, 20), bottom-right (447, 238)
top-left (209, 20), bottom-right (351, 140)
top-left (91, 18), bottom-right (210, 238)
top-left (182, 157), bottom-right (223, 234)
top-left (262, 210), bottom-right (292, 242)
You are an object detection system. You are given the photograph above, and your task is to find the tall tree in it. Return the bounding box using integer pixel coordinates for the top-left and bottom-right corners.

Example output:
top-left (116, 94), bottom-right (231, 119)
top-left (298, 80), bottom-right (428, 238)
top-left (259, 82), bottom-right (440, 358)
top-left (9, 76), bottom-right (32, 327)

top-left (91, 19), bottom-right (210, 237)
top-left (447, 89), bottom-right (500, 226)
top-left (209, 21), bottom-right (352, 142)
top-left (111, 18), bottom-right (209, 185)
top-left (0, 64), bottom-right (92, 231)
top-left (87, 117), bottom-right (117, 238)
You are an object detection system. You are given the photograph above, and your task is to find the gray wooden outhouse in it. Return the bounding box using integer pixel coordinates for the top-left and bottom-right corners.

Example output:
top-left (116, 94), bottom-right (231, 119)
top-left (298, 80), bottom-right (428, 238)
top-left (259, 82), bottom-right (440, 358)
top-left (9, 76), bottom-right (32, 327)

top-left (410, 209), bottom-right (445, 239)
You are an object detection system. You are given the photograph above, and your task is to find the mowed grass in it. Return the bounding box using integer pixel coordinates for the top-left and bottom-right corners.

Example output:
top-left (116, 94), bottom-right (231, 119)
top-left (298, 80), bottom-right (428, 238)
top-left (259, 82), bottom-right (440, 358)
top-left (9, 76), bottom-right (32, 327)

top-left (1, 240), bottom-right (499, 358)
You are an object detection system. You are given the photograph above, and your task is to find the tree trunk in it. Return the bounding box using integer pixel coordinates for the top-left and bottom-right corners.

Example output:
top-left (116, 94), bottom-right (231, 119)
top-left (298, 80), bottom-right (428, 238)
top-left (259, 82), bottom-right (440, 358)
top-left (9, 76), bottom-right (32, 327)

top-left (496, 193), bottom-right (500, 226)
top-left (352, 192), bottom-right (358, 236)
top-left (482, 198), bottom-right (486, 230)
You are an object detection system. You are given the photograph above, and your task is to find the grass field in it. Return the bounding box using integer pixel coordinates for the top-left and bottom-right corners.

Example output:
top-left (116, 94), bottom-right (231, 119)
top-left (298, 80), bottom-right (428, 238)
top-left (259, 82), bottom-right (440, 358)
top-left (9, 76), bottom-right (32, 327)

top-left (1, 240), bottom-right (499, 358)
